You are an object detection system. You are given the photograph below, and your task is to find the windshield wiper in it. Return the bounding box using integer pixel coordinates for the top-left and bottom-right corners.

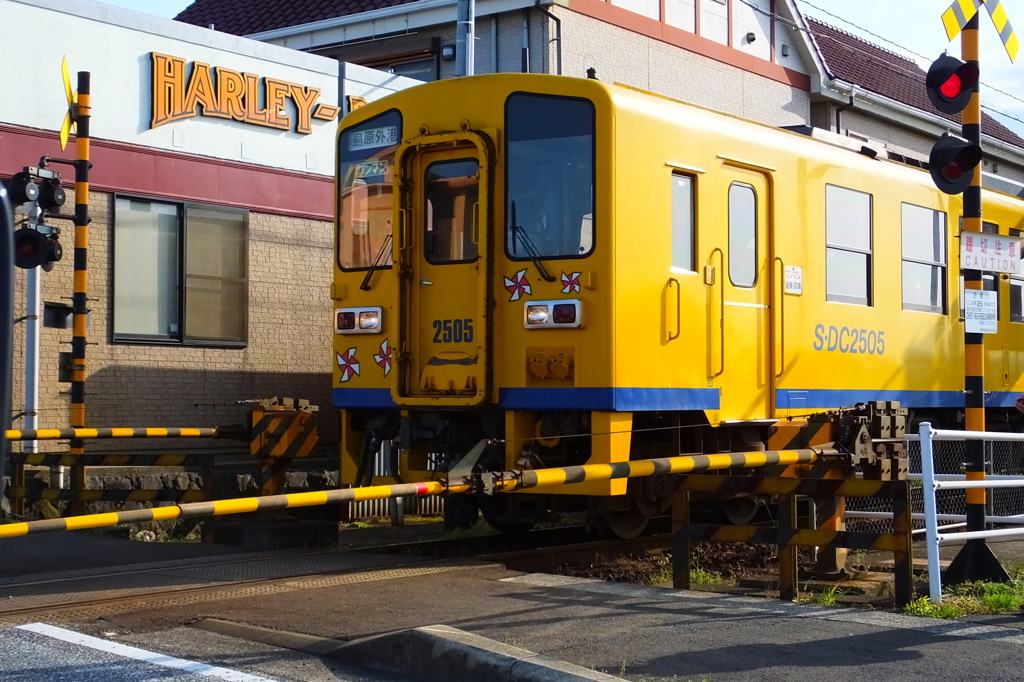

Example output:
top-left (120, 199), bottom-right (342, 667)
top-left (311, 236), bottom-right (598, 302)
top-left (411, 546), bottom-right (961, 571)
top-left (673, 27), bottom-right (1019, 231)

top-left (360, 233), bottom-right (393, 291)
top-left (509, 202), bottom-right (556, 282)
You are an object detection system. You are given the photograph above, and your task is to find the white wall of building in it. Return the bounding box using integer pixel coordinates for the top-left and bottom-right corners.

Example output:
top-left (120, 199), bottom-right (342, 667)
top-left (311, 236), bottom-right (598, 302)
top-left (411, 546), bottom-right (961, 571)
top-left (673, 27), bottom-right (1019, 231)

top-left (0, 0), bottom-right (342, 176)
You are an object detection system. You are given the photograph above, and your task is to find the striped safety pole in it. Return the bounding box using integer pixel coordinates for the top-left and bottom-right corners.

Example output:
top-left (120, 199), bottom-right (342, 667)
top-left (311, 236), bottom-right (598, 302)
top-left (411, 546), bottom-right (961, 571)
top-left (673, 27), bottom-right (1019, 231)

top-left (946, 18), bottom-right (1010, 584)
top-left (6, 427), bottom-right (219, 441)
top-left (0, 448), bottom-right (823, 538)
top-left (69, 71), bottom-right (91, 517)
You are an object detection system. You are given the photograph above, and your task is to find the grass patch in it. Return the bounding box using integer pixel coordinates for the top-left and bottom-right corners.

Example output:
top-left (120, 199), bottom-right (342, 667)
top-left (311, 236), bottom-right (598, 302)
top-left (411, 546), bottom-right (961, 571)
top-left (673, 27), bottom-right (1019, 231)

top-left (795, 583), bottom-right (846, 606)
top-left (690, 567), bottom-right (736, 586)
top-left (904, 580), bottom-right (1024, 619)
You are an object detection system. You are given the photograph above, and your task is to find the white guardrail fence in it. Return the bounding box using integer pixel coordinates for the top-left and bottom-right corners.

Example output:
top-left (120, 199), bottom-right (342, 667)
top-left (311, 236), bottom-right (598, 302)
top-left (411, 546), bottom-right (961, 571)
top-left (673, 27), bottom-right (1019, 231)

top-left (918, 422), bottom-right (1024, 603)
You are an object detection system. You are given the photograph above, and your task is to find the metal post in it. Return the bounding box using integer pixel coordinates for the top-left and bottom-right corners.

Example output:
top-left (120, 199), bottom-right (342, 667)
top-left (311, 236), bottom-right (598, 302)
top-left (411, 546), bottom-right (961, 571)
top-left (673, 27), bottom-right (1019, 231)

top-left (946, 20), bottom-right (1009, 583)
top-left (0, 184), bottom-right (14, 519)
top-left (671, 489), bottom-right (691, 590)
top-left (919, 423), bottom-right (944, 603)
top-left (456, 0), bottom-right (475, 77)
top-left (68, 71), bottom-right (91, 516)
top-left (24, 261), bottom-right (39, 457)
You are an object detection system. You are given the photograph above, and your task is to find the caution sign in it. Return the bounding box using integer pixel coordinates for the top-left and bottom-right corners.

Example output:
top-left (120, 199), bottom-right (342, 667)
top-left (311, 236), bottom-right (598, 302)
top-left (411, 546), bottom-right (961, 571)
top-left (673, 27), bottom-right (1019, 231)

top-left (960, 231), bottom-right (1020, 274)
top-left (965, 289), bottom-right (998, 334)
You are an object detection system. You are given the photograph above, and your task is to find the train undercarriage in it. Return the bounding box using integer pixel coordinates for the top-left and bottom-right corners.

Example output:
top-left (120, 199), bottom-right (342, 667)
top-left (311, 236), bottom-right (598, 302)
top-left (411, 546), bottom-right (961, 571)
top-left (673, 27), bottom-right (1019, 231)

top-left (346, 403), bottom-right (1024, 539)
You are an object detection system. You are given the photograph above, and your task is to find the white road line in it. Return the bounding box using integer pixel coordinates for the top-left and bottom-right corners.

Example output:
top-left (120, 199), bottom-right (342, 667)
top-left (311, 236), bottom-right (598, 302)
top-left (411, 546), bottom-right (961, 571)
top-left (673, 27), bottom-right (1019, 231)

top-left (16, 623), bottom-right (278, 682)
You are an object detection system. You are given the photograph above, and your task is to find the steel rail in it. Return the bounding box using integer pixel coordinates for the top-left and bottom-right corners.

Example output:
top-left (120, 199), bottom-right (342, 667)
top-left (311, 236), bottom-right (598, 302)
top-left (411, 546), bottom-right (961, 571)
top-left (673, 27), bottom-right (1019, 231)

top-left (0, 448), bottom-right (822, 539)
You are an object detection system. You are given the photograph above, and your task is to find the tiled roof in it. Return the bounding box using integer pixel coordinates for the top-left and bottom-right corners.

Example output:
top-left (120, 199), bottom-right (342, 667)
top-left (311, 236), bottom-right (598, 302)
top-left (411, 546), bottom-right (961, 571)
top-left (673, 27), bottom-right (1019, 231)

top-left (174, 0), bottom-right (414, 37)
top-left (807, 17), bottom-right (1024, 149)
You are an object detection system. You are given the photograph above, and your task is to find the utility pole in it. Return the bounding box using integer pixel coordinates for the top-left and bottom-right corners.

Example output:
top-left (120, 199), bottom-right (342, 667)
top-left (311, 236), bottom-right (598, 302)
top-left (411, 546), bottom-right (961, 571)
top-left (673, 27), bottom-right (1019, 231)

top-left (456, 0), bottom-right (475, 77)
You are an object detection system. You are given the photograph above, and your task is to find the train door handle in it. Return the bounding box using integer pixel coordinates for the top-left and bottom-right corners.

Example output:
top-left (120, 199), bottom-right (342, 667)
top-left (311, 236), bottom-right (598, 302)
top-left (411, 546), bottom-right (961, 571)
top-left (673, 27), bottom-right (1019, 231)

top-left (774, 256), bottom-right (785, 378)
top-left (710, 248), bottom-right (725, 378)
top-left (420, 279), bottom-right (434, 287)
top-left (668, 278), bottom-right (681, 341)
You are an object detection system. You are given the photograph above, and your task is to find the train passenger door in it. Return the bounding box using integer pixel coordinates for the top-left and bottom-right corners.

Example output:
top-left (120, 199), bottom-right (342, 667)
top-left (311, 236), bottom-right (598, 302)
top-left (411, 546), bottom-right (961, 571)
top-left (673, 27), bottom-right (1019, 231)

top-left (708, 165), bottom-right (773, 420)
top-left (396, 138), bottom-right (492, 406)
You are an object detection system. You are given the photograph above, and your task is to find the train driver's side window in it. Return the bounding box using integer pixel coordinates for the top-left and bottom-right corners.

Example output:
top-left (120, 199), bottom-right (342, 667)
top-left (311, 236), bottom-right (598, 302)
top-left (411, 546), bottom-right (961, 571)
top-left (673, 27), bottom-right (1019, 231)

top-left (825, 185), bottom-right (873, 306)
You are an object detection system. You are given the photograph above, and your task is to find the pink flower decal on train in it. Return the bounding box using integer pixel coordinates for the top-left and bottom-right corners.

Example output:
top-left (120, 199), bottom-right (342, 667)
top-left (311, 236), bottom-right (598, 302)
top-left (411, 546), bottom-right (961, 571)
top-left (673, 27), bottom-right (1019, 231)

top-left (561, 271), bottom-right (581, 294)
top-left (504, 269), bottom-right (532, 302)
top-left (337, 347), bottom-right (360, 382)
top-left (374, 339), bottom-right (393, 376)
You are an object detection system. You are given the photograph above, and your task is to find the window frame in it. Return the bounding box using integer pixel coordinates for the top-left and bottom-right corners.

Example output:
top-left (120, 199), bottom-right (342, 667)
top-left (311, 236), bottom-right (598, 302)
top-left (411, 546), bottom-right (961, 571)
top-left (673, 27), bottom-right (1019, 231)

top-left (727, 182), bottom-right (757, 288)
top-left (422, 157), bottom-right (481, 266)
top-left (504, 91), bottom-right (597, 263)
top-left (336, 108), bottom-right (403, 273)
top-left (900, 202), bottom-right (947, 314)
top-left (670, 172), bottom-right (696, 274)
top-left (112, 193), bottom-right (249, 348)
top-left (824, 184), bottom-right (873, 307)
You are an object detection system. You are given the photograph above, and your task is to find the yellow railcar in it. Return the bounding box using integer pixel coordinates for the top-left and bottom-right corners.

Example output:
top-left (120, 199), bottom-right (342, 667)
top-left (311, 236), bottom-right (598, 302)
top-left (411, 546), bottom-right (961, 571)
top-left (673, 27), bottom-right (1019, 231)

top-left (332, 74), bottom-right (1024, 535)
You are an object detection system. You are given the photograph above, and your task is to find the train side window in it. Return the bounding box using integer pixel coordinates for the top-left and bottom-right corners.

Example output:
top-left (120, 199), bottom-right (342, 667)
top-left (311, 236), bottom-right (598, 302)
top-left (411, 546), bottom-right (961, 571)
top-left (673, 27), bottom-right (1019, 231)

top-left (825, 185), bottom-right (872, 306)
top-left (671, 173), bottom-right (695, 273)
top-left (901, 203), bottom-right (947, 314)
top-left (1011, 228), bottom-right (1024, 323)
top-left (727, 183), bottom-right (756, 287)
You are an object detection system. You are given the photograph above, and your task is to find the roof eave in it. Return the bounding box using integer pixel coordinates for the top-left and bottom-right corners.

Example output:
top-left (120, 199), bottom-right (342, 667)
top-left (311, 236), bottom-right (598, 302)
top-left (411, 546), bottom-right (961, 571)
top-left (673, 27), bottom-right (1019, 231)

top-left (246, 0), bottom-right (549, 46)
top-left (829, 79), bottom-right (1024, 164)
top-left (783, 1), bottom-right (845, 103)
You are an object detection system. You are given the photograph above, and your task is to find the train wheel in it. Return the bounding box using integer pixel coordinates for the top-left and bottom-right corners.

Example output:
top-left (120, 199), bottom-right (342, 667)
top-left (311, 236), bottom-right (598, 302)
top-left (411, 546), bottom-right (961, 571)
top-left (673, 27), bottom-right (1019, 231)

top-left (714, 495), bottom-right (759, 526)
top-left (596, 501), bottom-right (651, 539)
top-left (478, 496), bottom-right (536, 535)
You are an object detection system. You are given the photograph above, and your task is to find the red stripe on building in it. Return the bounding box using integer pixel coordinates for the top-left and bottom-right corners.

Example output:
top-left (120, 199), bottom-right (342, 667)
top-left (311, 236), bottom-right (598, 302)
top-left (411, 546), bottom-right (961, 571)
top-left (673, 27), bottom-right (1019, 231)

top-left (0, 124), bottom-right (334, 221)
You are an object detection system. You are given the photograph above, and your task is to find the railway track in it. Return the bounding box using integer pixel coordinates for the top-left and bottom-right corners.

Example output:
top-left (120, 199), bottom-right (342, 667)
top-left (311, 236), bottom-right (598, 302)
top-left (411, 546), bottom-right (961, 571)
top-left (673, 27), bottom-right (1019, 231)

top-left (0, 526), bottom-right (671, 624)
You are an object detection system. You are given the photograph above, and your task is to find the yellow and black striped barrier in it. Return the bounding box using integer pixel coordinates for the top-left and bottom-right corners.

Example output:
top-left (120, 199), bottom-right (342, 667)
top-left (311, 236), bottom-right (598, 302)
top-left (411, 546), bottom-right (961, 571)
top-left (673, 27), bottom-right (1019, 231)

top-left (5, 427), bottom-right (219, 441)
top-left (671, 474), bottom-right (913, 606)
top-left (0, 448), bottom-right (823, 539)
top-left (0, 480), bottom-right (462, 538)
top-left (507, 449), bottom-right (822, 491)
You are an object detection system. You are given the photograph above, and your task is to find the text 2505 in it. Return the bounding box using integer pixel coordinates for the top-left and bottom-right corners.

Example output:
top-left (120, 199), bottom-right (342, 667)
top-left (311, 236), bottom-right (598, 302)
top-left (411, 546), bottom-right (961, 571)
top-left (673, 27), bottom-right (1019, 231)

top-left (432, 319), bottom-right (474, 343)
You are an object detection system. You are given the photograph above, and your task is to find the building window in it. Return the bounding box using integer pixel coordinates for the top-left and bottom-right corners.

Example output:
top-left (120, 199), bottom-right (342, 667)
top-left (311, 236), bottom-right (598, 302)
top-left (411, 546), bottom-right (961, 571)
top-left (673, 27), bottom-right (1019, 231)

top-left (113, 197), bottom-right (247, 346)
top-left (728, 183), bottom-right (756, 287)
top-left (825, 185), bottom-right (872, 306)
top-left (1011, 229), bottom-right (1024, 323)
top-left (901, 203), bottom-right (946, 314)
top-left (671, 173), bottom-right (695, 273)
top-left (665, 0), bottom-right (696, 31)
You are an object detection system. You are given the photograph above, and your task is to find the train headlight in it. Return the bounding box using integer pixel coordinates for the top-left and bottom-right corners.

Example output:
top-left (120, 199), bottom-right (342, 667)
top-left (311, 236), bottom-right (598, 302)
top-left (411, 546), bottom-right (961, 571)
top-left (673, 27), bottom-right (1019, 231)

top-left (358, 310), bottom-right (380, 330)
top-left (523, 300), bottom-right (582, 329)
top-left (336, 306), bottom-right (382, 334)
top-left (527, 305), bottom-right (550, 325)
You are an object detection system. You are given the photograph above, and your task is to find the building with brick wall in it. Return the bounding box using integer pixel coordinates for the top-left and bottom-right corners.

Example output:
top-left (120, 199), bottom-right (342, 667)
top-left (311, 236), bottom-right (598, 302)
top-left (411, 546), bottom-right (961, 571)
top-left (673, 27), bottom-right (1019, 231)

top-left (0, 0), bottom-right (418, 461)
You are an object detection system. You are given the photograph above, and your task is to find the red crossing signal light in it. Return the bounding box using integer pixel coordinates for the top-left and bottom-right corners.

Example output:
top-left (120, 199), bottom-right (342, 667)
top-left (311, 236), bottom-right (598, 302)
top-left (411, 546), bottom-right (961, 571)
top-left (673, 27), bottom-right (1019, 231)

top-left (926, 54), bottom-right (979, 115)
top-left (13, 228), bottom-right (61, 270)
top-left (929, 132), bottom-right (983, 195)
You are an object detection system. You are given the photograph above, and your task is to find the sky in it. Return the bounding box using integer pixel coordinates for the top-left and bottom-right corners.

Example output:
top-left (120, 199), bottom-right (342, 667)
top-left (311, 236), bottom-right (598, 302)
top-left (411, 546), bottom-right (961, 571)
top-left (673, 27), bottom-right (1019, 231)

top-left (102, 0), bottom-right (1024, 137)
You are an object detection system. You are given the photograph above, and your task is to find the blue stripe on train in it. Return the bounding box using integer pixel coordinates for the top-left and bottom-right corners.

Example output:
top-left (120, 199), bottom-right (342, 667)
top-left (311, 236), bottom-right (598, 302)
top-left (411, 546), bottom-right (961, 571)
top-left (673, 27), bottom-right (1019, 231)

top-left (777, 389), bottom-right (974, 409)
top-left (334, 387), bottom-right (1016, 411)
top-left (333, 387), bottom-right (721, 410)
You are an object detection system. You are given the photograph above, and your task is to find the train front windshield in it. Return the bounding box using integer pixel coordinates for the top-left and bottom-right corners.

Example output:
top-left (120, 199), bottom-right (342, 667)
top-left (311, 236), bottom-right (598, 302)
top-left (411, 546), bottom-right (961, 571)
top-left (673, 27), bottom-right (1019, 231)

top-left (337, 110), bottom-right (402, 271)
top-left (505, 94), bottom-right (596, 260)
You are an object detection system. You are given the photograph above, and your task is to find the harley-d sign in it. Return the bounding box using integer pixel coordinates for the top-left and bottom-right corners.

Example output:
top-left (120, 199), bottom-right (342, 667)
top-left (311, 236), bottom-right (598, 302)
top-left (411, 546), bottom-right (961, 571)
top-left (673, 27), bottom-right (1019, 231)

top-left (150, 53), bottom-right (340, 134)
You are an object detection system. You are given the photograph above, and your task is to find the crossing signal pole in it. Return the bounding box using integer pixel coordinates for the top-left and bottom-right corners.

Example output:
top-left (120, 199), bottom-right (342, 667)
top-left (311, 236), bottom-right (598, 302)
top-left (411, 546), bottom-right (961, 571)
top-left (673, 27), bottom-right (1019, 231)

top-left (935, 0), bottom-right (1019, 583)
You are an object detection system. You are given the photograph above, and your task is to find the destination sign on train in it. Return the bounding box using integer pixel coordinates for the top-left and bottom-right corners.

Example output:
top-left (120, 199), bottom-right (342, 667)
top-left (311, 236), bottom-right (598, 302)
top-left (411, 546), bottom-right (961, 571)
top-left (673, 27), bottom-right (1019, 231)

top-left (959, 231), bottom-right (1020, 274)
